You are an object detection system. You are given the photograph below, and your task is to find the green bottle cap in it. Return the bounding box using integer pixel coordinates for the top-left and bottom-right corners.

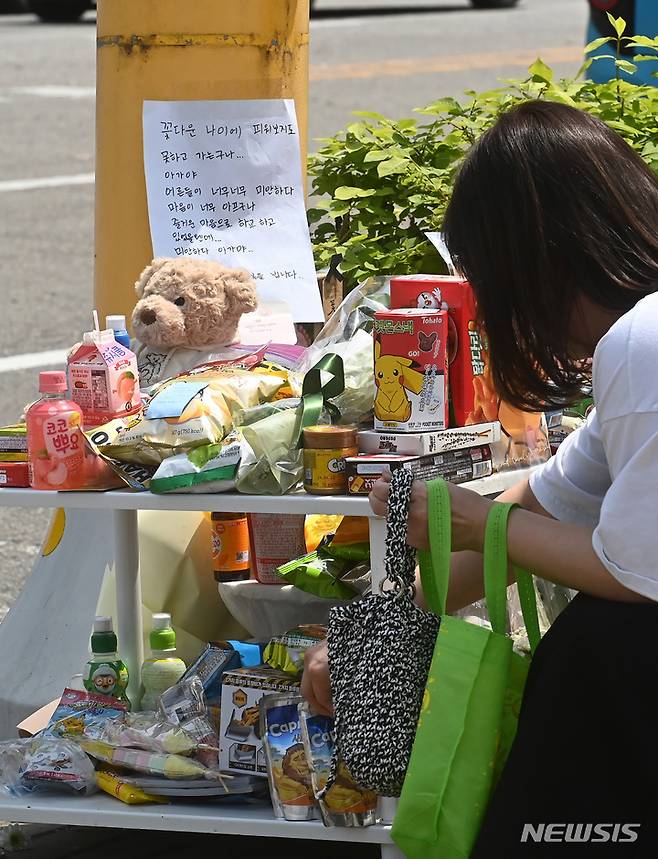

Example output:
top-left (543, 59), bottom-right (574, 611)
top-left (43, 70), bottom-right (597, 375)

top-left (91, 616), bottom-right (117, 655)
top-left (150, 613), bottom-right (176, 652)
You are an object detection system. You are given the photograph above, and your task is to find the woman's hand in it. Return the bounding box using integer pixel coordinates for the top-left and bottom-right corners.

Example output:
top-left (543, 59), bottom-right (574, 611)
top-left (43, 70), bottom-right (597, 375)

top-left (369, 470), bottom-right (493, 554)
top-left (301, 639), bottom-right (334, 716)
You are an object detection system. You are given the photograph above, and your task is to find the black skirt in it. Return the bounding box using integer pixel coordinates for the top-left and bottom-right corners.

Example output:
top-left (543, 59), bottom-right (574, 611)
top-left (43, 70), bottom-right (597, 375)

top-left (470, 592), bottom-right (658, 858)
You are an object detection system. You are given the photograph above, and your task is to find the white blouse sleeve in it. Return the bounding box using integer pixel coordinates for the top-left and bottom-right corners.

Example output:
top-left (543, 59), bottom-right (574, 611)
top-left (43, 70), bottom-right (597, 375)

top-left (529, 408), bottom-right (611, 528)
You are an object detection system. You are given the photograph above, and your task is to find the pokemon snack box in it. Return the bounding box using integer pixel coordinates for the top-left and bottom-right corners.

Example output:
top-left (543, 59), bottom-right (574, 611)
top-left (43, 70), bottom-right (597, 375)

top-left (390, 274), bottom-right (481, 429)
top-left (373, 308), bottom-right (448, 433)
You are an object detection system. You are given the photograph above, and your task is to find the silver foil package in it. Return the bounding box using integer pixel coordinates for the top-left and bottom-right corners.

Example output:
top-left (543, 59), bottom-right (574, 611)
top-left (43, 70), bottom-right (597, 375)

top-left (298, 702), bottom-right (377, 828)
top-left (260, 694), bottom-right (317, 822)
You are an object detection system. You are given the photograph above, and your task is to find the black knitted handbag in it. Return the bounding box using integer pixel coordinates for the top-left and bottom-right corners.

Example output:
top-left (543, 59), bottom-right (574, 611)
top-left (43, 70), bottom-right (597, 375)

top-left (325, 467), bottom-right (440, 797)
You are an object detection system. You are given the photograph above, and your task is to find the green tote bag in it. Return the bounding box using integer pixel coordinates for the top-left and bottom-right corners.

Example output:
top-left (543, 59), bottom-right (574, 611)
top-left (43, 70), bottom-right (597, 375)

top-left (392, 478), bottom-right (541, 859)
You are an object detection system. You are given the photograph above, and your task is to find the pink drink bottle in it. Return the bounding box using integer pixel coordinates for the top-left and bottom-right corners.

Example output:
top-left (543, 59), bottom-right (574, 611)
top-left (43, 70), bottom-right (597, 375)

top-left (26, 371), bottom-right (86, 490)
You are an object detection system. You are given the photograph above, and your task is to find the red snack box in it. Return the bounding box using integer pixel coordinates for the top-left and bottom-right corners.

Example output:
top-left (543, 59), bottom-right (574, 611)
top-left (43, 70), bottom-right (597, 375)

top-left (373, 308), bottom-right (448, 433)
top-left (0, 462), bottom-right (30, 488)
top-left (390, 275), bottom-right (551, 471)
top-left (390, 275), bottom-right (483, 428)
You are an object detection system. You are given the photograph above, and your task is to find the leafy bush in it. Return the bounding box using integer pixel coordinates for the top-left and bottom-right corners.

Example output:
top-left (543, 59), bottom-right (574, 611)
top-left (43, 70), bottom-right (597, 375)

top-left (308, 15), bottom-right (658, 288)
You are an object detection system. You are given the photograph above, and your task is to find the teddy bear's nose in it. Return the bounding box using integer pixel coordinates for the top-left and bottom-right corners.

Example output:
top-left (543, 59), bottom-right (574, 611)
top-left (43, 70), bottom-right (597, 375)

top-left (140, 309), bottom-right (157, 326)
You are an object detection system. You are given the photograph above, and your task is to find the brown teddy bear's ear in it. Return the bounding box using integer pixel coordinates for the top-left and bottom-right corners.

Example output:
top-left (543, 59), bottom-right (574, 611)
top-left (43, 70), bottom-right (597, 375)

top-left (224, 268), bottom-right (258, 314)
top-left (134, 258), bottom-right (170, 298)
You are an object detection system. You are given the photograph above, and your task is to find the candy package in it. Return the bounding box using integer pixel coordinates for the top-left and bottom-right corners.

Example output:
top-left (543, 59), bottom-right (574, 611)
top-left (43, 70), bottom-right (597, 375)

top-left (298, 703), bottom-right (377, 828)
top-left (20, 736), bottom-right (97, 796)
top-left (78, 739), bottom-right (221, 780)
top-left (158, 677), bottom-right (218, 769)
top-left (263, 626), bottom-right (326, 677)
top-left (48, 688), bottom-right (128, 740)
top-left (260, 694), bottom-right (317, 821)
top-left (95, 768), bottom-right (166, 805)
top-left (101, 713), bottom-right (203, 757)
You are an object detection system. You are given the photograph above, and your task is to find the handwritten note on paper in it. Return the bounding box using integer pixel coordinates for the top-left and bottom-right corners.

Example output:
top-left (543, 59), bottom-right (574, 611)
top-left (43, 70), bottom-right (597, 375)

top-left (142, 99), bottom-right (324, 322)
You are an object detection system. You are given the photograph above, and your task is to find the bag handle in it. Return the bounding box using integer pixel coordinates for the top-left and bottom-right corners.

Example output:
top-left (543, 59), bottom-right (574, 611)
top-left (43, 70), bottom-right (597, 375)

top-left (418, 478), bottom-right (451, 616)
top-left (419, 479), bottom-right (541, 653)
top-left (484, 502), bottom-right (541, 654)
top-left (383, 467), bottom-right (419, 594)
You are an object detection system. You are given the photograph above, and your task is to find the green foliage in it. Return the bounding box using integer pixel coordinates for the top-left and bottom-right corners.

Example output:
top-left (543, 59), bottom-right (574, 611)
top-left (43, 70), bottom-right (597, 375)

top-left (308, 23), bottom-right (658, 288)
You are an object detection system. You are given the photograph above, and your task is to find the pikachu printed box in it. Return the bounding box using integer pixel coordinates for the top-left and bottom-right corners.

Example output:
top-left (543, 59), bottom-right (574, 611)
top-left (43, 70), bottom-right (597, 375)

top-left (374, 308), bottom-right (448, 433)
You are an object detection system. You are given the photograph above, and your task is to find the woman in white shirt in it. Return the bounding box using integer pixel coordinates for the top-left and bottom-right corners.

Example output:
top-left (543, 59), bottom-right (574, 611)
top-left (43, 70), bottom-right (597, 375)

top-left (303, 99), bottom-right (658, 855)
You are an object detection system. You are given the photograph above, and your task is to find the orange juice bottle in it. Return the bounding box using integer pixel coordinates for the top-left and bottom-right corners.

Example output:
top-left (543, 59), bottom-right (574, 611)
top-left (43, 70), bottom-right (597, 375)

top-left (26, 371), bottom-right (86, 490)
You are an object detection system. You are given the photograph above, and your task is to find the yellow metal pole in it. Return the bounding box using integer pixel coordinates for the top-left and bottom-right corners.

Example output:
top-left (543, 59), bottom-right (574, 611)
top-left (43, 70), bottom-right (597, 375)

top-left (94, 0), bottom-right (310, 325)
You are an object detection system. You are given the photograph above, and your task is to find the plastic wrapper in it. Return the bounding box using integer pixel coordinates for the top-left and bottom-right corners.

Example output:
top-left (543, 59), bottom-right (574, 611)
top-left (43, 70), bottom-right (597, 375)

top-left (149, 432), bottom-right (242, 494)
top-left (293, 277), bottom-right (389, 426)
top-left (235, 407), bottom-right (305, 495)
top-left (263, 625), bottom-right (326, 677)
top-left (95, 768), bottom-right (166, 804)
top-left (20, 736), bottom-right (97, 795)
top-left (277, 521), bottom-right (371, 599)
top-left (48, 688), bottom-right (128, 739)
top-left (260, 694), bottom-right (317, 821)
top-left (100, 713), bottom-right (203, 757)
top-left (78, 739), bottom-right (221, 780)
top-left (234, 397), bottom-right (301, 429)
top-left (178, 643), bottom-right (242, 734)
top-left (277, 552), bottom-right (367, 600)
top-left (298, 703), bottom-right (377, 828)
top-left (158, 677), bottom-right (218, 769)
top-left (87, 368), bottom-right (284, 469)
top-left (0, 740), bottom-right (29, 796)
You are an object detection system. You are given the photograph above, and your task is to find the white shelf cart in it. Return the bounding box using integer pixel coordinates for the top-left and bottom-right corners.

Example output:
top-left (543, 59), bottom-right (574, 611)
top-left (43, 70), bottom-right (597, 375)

top-left (0, 468), bottom-right (534, 858)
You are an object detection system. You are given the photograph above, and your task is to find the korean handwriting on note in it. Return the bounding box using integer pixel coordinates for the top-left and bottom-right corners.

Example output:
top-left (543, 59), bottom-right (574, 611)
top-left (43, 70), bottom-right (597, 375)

top-left (142, 100), bottom-right (324, 322)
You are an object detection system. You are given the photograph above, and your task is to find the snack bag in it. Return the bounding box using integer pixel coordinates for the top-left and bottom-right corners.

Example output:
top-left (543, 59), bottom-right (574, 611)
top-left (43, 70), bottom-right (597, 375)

top-left (149, 432), bottom-right (242, 494)
top-left (260, 694), bottom-right (317, 821)
top-left (48, 688), bottom-right (128, 740)
top-left (20, 736), bottom-right (97, 795)
top-left (298, 703), bottom-right (377, 828)
top-left (95, 768), bottom-right (166, 805)
top-left (263, 626), bottom-right (326, 677)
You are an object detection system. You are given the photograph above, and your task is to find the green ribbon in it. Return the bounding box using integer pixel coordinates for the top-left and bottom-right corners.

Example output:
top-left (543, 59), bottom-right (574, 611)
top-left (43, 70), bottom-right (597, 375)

top-left (293, 352), bottom-right (346, 447)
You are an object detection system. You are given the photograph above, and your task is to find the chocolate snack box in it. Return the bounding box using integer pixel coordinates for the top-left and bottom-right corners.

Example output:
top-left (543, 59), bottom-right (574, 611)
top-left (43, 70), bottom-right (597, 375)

top-left (373, 308), bottom-right (448, 433)
top-left (357, 421), bottom-right (500, 457)
top-left (346, 447), bottom-right (493, 495)
top-left (219, 666), bottom-right (299, 777)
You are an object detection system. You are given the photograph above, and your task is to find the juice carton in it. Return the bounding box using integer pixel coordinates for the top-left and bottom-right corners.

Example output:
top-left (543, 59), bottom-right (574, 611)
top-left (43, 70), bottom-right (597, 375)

top-left (389, 275), bottom-right (551, 471)
top-left (373, 308), bottom-right (448, 433)
top-left (390, 274), bottom-right (481, 428)
top-left (68, 328), bottom-right (141, 429)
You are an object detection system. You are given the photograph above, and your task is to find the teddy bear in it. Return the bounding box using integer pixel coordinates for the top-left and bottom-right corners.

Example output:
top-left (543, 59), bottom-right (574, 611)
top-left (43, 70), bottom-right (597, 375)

top-left (131, 257), bottom-right (258, 388)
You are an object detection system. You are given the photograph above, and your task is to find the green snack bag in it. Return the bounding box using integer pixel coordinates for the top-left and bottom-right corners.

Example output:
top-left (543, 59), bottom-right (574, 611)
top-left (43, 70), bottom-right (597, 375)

top-left (276, 553), bottom-right (359, 600)
top-left (263, 626), bottom-right (326, 676)
top-left (392, 480), bottom-right (540, 859)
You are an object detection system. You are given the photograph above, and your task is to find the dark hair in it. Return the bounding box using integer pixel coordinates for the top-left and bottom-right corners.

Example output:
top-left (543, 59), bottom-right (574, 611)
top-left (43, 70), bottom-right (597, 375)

top-left (442, 100), bottom-right (658, 411)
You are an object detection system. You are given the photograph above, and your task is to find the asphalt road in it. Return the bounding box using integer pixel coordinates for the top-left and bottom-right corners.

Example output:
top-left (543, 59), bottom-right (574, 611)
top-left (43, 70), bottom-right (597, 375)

top-left (0, 0), bottom-right (588, 621)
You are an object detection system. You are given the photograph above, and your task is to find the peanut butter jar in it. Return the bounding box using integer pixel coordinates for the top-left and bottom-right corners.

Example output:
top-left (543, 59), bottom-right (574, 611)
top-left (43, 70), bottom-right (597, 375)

top-left (303, 425), bottom-right (358, 495)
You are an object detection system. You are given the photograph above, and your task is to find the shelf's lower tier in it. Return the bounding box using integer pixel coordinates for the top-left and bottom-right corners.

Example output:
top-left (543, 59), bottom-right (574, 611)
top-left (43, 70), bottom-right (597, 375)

top-left (0, 795), bottom-right (393, 844)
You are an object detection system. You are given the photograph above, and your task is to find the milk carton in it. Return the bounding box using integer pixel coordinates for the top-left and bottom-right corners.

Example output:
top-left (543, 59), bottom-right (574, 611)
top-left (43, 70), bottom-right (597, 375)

top-left (68, 328), bottom-right (141, 429)
top-left (373, 308), bottom-right (448, 432)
